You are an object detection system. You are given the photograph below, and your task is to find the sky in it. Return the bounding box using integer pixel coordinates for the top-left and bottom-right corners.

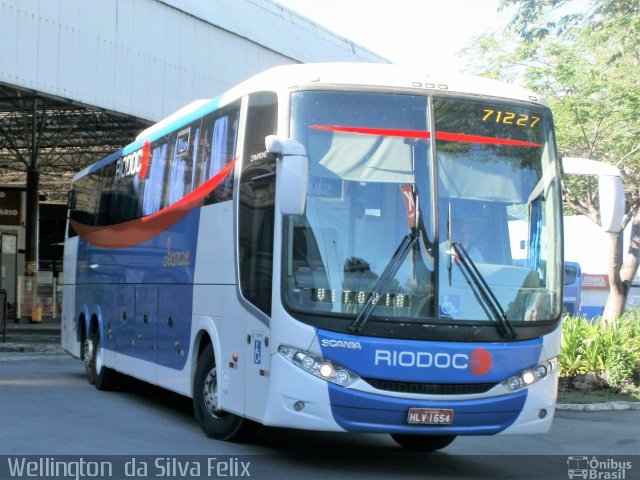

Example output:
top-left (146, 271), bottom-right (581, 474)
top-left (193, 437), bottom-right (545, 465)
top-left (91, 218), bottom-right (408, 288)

top-left (273, 0), bottom-right (512, 72)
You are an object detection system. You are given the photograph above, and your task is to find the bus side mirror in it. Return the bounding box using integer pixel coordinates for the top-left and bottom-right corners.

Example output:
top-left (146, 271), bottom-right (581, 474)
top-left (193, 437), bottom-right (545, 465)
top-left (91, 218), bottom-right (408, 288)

top-left (562, 157), bottom-right (625, 233)
top-left (266, 135), bottom-right (308, 216)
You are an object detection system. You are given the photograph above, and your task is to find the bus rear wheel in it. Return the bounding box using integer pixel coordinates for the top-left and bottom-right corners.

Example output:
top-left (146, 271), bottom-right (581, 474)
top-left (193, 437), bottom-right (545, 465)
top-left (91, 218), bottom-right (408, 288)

top-left (193, 347), bottom-right (246, 441)
top-left (84, 328), bottom-right (117, 391)
top-left (390, 434), bottom-right (456, 451)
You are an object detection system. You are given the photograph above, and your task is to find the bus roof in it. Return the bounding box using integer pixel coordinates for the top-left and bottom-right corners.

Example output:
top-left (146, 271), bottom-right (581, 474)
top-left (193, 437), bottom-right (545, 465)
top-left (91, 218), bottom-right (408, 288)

top-left (73, 63), bottom-right (548, 182)
top-left (144, 63), bottom-right (550, 149)
top-left (222, 63), bottom-right (549, 108)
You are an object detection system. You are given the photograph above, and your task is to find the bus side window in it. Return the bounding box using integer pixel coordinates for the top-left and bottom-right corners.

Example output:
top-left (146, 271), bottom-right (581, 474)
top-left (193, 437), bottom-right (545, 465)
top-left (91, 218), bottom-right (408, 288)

top-left (200, 101), bottom-right (240, 204)
top-left (188, 127), bottom-right (201, 192)
top-left (166, 123), bottom-right (201, 206)
top-left (142, 142), bottom-right (169, 216)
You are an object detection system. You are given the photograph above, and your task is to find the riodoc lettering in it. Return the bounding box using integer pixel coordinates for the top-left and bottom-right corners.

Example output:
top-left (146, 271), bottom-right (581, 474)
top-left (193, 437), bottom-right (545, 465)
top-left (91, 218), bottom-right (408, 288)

top-left (115, 149), bottom-right (143, 181)
top-left (374, 348), bottom-right (492, 375)
top-left (375, 350), bottom-right (469, 369)
top-left (115, 141), bottom-right (150, 182)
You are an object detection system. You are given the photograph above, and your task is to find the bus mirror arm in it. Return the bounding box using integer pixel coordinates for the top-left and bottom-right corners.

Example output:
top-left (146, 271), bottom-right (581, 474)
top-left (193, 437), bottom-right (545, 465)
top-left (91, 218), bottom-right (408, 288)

top-left (562, 157), bottom-right (625, 234)
top-left (266, 135), bottom-right (309, 216)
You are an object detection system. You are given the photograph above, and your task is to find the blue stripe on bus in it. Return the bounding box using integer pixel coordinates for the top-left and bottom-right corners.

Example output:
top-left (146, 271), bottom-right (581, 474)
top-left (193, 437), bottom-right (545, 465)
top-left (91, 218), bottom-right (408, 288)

top-left (76, 209), bottom-right (200, 370)
top-left (318, 329), bottom-right (539, 433)
top-left (327, 383), bottom-right (527, 434)
top-left (317, 329), bottom-right (543, 384)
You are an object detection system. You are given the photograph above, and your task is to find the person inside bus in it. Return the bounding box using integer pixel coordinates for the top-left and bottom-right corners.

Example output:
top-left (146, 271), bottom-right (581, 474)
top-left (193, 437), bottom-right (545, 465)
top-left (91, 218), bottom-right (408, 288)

top-left (447, 218), bottom-right (486, 263)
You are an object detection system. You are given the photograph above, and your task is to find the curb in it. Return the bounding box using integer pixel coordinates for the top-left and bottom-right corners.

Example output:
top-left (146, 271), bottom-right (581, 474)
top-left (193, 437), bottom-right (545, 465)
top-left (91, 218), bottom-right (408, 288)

top-left (556, 402), bottom-right (640, 411)
top-left (0, 343), bottom-right (64, 355)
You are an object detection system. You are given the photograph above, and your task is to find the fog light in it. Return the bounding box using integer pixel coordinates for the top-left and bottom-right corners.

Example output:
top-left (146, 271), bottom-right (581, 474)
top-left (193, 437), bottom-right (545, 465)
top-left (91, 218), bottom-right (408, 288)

top-left (538, 409), bottom-right (547, 419)
top-left (293, 401), bottom-right (305, 412)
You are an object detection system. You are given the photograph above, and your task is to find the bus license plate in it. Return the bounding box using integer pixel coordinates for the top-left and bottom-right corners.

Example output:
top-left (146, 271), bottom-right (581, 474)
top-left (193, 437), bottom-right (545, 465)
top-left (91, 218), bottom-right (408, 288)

top-left (407, 408), bottom-right (454, 425)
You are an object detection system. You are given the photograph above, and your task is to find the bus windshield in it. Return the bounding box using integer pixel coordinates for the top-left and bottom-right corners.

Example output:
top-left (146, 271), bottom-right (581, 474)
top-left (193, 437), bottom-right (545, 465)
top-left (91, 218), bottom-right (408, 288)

top-left (285, 90), bottom-right (562, 330)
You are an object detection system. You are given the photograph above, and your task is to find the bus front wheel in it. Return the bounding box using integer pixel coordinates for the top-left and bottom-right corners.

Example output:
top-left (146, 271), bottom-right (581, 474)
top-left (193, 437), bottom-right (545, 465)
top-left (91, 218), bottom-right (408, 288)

top-left (193, 347), bottom-right (246, 441)
top-left (390, 434), bottom-right (456, 451)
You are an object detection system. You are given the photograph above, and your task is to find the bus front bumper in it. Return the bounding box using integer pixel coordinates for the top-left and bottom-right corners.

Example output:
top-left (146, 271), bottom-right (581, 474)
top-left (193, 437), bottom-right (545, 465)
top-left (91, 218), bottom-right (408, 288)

top-left (261, 354), bottom-right (557, 435)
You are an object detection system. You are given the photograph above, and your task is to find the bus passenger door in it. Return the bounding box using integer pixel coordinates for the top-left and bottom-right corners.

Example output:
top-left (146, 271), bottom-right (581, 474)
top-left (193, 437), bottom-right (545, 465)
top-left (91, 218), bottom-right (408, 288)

top-left (237, 91), bottom-right (279, 421)
top-left (134, 285), bottom-right (158, 383)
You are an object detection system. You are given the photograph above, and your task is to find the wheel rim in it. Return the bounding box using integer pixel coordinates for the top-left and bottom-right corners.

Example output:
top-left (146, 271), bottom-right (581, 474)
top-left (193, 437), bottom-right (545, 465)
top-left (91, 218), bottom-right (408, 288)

top-left (83, 338), bottom-right (93, 369)
top-left (203, 367), bottom-right (226, 419)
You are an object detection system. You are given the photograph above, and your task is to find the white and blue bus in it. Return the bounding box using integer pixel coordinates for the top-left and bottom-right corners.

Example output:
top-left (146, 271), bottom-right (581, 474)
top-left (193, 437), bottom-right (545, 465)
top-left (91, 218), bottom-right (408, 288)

top-left (62, 63), bottom-right (623, 450)
top-left (563, 262), bottom-right (582, 316)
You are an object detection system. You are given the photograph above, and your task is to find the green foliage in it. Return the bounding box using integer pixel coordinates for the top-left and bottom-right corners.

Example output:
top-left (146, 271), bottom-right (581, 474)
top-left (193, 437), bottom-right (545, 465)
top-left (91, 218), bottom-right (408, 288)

top-left (464, 0), bottom-right (640, 321)
top-left (560, 312), bottom-right (640, 390)
top-left (560, 315), bottom-right (594, 376)
top-left (464, 0), bottom-right (640, 222)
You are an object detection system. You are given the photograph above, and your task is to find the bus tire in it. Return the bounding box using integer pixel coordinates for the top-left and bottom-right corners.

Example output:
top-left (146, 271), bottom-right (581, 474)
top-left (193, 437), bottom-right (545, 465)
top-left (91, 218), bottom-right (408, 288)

top-left (84, 327), bottom-right (117, 391)
top-left (390, 434), bottom-right (456, 451)
top-left (193, 346), bottom-right (245, 441)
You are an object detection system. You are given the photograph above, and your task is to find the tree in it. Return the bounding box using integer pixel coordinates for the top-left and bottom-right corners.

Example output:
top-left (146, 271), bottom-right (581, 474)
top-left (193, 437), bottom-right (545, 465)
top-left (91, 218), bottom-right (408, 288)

top-left (463, 0), bottom-right (640, 321)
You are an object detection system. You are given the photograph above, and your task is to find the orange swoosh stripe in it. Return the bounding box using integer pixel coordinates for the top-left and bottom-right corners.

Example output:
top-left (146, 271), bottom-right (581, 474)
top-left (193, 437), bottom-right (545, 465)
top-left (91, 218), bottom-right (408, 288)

top-left (70, 159), bottom-right (236, 249)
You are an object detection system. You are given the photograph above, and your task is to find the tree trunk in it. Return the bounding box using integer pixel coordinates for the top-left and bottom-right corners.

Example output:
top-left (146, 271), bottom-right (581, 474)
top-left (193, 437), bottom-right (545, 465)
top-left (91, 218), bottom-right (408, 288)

top-left (602, 211), bottom-right (640, 322)
top-left (602, 232), bottom-right (624, 323)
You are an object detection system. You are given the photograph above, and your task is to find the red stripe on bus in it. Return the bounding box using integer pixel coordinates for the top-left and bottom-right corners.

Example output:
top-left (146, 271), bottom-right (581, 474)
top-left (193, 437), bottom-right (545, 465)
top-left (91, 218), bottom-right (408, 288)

top-left (70, 159), bottom-right (236, 249)
top-left (435, 131), bottom-right (541, 147)
top-left (309, 125), bottom-right (541, 147)
top-left (310, 125), bottom-right (431, 139)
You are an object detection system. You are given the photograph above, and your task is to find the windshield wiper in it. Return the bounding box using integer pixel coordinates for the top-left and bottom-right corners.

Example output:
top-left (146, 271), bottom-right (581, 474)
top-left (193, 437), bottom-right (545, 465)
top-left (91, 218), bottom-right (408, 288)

top-left (349, 233), bottom-right (417, 333)
top-left (450, 242), bottom-right (517, 340)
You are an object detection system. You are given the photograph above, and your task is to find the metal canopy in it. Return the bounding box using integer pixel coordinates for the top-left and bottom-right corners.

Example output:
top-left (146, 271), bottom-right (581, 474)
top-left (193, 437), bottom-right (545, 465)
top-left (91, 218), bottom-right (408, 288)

top-left (0, 83), bottom-right (151, 202)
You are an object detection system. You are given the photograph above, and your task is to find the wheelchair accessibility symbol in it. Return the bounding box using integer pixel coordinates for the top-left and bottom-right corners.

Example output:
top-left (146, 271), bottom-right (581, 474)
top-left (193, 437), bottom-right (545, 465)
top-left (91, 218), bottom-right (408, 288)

top-left (254, 340), bottom-right (261, 364)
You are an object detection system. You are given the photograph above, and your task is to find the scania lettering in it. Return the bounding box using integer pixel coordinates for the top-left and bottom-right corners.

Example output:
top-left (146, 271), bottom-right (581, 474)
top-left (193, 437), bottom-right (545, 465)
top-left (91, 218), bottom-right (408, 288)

top-left (62, 63), bottom-right (624, 451)
top-left (321, 340), bottom-right (362, 349)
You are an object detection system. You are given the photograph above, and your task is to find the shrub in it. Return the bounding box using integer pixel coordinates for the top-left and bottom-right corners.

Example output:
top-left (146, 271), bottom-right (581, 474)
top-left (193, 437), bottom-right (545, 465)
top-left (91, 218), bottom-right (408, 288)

top-left (560, 312), bottom-right (640, 390)
top-left (560, 315), bottom-right (593, 377)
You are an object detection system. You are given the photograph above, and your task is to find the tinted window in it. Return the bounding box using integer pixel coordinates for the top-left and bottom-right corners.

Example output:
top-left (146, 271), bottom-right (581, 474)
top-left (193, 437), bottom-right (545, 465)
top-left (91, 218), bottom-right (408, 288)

top-left (68, 101), bottom-right (240, 233)
top-left (238, 92), bottom-right (278, 315)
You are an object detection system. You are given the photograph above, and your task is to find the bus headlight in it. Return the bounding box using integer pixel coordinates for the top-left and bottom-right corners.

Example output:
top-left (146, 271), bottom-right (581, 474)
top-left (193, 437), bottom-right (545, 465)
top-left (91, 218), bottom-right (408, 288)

top-left (502, 357), bottom-right (558, 392)
top-left (279, 346), bottom-right (359, 387)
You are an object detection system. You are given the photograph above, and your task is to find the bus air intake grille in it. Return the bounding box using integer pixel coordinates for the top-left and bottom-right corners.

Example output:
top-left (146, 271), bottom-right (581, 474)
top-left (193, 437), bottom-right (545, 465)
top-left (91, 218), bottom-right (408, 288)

top-left (363, 378), bottom-right (497, 395)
